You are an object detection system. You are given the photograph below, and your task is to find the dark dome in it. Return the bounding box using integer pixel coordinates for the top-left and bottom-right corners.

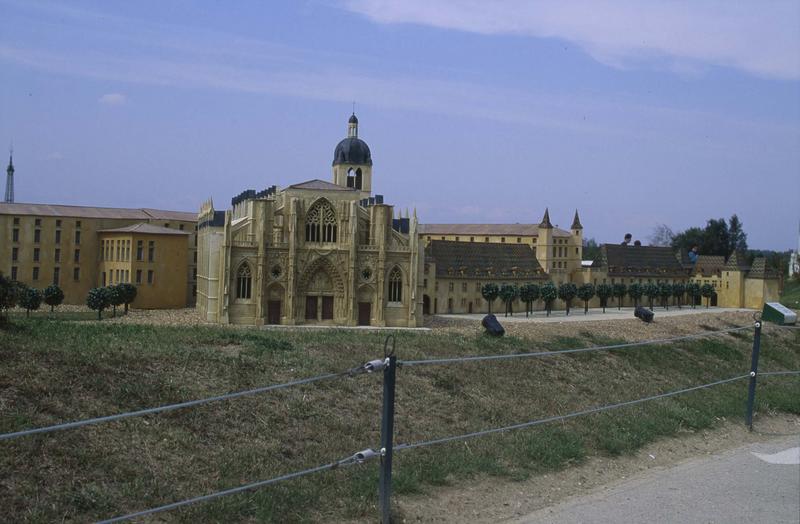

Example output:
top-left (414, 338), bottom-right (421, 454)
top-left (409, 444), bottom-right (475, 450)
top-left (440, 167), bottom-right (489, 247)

top-left (333, 137), bottom-right (372, 166)
top-left (348, 113), bottom-right (358, 124)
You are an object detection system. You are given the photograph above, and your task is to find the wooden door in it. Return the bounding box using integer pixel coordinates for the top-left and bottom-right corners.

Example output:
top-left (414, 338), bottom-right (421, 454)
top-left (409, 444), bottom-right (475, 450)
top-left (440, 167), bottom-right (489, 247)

top-left (358, 302), bottom-right (371, 326)
top-left (321, 296), bottom-right (334, 320)
top-left (305, 296), bottom-right (317, 320)
top-left (267, 300), bottom-right (281, 325)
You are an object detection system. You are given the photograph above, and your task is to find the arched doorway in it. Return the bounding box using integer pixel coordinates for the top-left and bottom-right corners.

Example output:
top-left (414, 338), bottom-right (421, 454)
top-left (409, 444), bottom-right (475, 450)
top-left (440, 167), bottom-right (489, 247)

top-left (423, 294), bottom-right (431, 315)
top-left (297, 257), bottom-right (344, 324)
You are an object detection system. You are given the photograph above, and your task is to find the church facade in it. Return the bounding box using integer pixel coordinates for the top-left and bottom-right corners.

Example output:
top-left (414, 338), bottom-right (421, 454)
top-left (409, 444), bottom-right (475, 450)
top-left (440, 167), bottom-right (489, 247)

top-left (196, 115), bottom-right (423, 326)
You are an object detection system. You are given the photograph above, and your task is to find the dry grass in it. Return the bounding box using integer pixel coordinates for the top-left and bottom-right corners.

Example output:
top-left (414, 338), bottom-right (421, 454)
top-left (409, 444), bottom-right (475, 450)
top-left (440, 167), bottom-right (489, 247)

top-left (0, 312), bottom-right (797, 523)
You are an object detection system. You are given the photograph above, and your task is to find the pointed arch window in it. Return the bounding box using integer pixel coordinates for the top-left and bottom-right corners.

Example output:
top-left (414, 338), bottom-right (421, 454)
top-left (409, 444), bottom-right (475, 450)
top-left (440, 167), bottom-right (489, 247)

top-left (236, 264), bottom-right (252, 299)
top-left (306, 200), bottom-right (337, 243)
top-left (388, 267), bottom-right (403, 303)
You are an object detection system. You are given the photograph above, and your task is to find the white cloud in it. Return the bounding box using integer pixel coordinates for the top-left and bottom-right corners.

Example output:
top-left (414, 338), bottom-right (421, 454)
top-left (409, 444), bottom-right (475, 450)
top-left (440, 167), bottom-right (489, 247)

top-left (342, 0), bottom-right (800, 80)
top-left (98, 93), bottom-right (127, 105)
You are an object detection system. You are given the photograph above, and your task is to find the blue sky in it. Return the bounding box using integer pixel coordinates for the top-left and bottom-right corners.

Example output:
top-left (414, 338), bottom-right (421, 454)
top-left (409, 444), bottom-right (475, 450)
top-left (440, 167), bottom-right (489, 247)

top-left (1, 0), bottom-right (798, 249)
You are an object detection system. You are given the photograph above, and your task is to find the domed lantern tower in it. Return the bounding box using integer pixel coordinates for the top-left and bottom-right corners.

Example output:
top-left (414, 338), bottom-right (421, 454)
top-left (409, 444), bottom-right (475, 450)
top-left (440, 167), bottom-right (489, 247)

top-left (332, 113), bottom-right (373, 198)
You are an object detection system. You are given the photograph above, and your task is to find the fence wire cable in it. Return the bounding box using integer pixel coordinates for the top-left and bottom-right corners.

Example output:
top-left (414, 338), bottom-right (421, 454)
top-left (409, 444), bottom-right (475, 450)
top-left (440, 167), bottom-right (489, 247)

top-left (97, 449), bottom-right (379, 523)
top-left (1, 365), bottom-right (373, 442)
top-left (400, 325), bottom-right (752, 367)
top-left (759, 370), bottom-right (800, 377)
top-left (395, 374), bottom-right (750, 452)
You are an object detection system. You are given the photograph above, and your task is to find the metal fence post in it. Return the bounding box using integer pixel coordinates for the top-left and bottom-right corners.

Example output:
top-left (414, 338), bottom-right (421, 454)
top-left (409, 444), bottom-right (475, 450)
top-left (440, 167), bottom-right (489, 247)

top-left (379, 354), bottom-right (397, 524)
top-left (745, 320), bottom-right (763, 430)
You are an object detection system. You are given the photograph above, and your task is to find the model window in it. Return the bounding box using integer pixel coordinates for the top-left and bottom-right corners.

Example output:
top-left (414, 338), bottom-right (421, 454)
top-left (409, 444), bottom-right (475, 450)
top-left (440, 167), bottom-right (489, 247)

top-left (388, 267), bottom-right (402, 303)
top-left (305, 200), bottom-right (337, 243)
top-left (236, 264), bottom-right (252, 299)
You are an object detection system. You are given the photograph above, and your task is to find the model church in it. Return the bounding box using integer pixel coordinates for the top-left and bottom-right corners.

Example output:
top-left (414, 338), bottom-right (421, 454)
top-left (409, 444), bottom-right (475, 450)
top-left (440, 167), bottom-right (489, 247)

top-left (196, 115), bottom-right (423, 326)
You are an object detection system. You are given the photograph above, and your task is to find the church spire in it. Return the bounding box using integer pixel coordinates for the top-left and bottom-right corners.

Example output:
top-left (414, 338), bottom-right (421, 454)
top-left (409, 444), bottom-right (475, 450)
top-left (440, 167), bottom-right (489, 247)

top-left (4, 149), bottom-right (13, 203)
top-left (571, 209), bottom-right (583, 230)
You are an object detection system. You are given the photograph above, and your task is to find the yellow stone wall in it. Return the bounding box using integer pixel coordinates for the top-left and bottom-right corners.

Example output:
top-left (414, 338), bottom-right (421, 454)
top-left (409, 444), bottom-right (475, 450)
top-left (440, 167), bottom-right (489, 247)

top-left (0, 210), bottom-right (196, 307)
top-left (98, 232), bottom-right (189, 309)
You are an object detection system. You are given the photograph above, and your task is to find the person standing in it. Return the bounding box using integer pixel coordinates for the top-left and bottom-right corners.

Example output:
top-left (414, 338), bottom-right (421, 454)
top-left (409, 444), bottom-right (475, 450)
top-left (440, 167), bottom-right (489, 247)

top-left (622, 233), bottom-right (632, 246)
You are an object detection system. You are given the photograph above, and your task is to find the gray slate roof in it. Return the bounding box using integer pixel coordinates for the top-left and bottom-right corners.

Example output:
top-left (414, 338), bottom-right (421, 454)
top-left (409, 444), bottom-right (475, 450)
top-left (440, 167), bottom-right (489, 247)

top-left (287, 179), bottom-right (355, 191)
top-left (593, 244), bottom-right (686, 277)
top-left (97, 223), bottom-right (190, 235)
top-left (0, 202), bottom-right (196, 222)
top-left (425, 240), bottom-right (547, 280)
top-left (419, 223), bottom-right (572, 238)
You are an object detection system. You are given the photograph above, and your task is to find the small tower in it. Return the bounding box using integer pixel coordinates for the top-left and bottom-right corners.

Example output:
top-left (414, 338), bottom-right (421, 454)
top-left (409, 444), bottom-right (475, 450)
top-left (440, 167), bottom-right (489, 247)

top-left (332, 113), bottom-right (373, 198)
top-left (569, 209), bottom-right (584, 272)
top-left (4, 150), bottom-right (14, 203)
top-left (536, 208), bottom-right (554, 273)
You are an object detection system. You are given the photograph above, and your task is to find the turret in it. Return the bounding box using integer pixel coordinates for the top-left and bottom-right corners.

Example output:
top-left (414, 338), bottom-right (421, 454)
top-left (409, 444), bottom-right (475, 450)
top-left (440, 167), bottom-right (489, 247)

top-left (536, 208), bottom-right (554, 272)
top-left (332, 113), bottom-right (373, 197)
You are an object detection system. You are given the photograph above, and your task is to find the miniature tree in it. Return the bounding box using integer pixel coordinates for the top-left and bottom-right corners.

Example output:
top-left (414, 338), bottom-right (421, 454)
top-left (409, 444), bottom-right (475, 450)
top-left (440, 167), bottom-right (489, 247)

top-left (106, 285), bottom-right (125, 317)
top-left (658, 283), bottom-right (672, 310)
top-left (558, 283), bottom-right (578, 315)
top-left (700, 283), bottom-right (715, 308)
top-left (686, 283), bottom-right (701, 309)
top-left (118, 283), bottom-right (138, 314)
top-left (18, 286), bottom-right (42, 318)
top-left (672, 282), bottom-right (686, 309)
top-left (519, 283), bottom-right (540, 317)
top-left (643, 283), bottom-right (660, 309)
top-left (540, 282), bottom-right (558, 316)
top-left (627, 283), bottom-right (643, 307)
top-left (498, 283), bottom-right (519, 317)
top-left (481, 283), bottom-right (499, 315)
top-left (596, 283), bottom-right (613, 313)
top-left (576, 283), bottom-right (595, 314)
top-left (86, 287), bottom-right (111, 320)
top-left (0, 274), bottom-right (19, 322)
top-left (43, 284), bottom-right (65, 313)
top-left (612, 283), bottom-right (627, 310)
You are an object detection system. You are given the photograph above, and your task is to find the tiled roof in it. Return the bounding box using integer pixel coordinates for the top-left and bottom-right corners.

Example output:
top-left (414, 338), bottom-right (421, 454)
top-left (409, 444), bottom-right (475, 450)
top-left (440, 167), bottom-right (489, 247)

top-left (0, 202), bottom-right (196, 222)
top-left (593, 244), bottom-right (686, 277)
top-left (98, 223), bottom-right (190, 235)
top-left (425, 240), bottom-right (547, 279)
top-left (287, 179), bottom-right (355, 191)
top-left (419, 223), bottom-right (572, 238)
top-left (747, 257), bottom-right (778, 279)
top-left (693, 255), bottom-right (726, 277)
top-left (724, 252), bottom-right (750, 271)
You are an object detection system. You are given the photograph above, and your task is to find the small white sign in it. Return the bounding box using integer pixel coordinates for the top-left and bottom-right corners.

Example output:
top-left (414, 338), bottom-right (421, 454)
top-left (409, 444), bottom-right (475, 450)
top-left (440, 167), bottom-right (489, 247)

top-left (765, 302), bottom-right (797, 324)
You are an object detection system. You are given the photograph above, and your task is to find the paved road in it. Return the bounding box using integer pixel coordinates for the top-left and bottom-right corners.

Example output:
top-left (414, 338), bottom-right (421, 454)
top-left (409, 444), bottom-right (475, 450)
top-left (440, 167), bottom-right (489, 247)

top-left (437, 307), bottom-right (754, 323)
top-left (516, 436), bottom-right (800, 524)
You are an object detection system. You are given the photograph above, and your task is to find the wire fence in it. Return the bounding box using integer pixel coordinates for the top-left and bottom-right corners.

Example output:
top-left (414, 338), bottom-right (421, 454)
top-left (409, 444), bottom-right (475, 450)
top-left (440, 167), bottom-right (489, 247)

top-left (1, 319), bottom-right (798, 523)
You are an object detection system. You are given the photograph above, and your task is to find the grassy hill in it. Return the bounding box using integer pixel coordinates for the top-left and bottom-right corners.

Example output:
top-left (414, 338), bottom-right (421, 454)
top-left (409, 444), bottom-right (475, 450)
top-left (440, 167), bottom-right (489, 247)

top-left (1, 315), bottom-right (798, 522)
top-left (781, 277), bottom-right (800, 310)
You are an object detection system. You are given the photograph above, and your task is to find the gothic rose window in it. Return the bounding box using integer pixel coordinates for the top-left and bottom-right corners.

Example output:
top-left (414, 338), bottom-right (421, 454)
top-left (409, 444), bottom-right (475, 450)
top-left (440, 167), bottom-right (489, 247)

top-left (388, 267), bottom-right (402, 303)
top-left (305, 200), bottom-right (337, 243)
top-left (237, 263), bottom-right (252, 299)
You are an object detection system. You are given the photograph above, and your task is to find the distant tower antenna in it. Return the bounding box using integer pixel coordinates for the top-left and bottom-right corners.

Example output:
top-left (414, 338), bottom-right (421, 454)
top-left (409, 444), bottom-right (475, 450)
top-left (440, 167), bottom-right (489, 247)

top-left (4, 145), bottom-right (14, 203)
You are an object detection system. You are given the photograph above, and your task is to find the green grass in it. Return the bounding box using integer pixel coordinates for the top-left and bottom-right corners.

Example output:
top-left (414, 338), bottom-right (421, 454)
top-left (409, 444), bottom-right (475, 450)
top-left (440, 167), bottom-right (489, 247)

top-left (0, 317), bottom-right (798, 523)
top-left (781, 277), bottom-right (800, 310)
